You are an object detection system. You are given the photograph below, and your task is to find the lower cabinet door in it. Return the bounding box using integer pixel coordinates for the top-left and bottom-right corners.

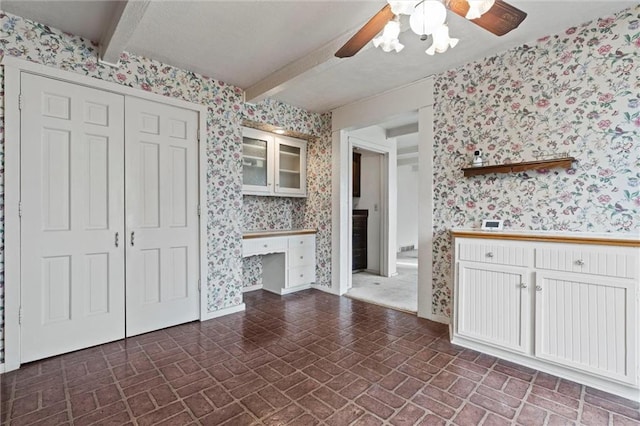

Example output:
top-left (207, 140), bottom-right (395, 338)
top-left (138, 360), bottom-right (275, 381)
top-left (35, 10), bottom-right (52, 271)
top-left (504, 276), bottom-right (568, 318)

top-left (535, 271), bottom-right (638, 385)
top-left (456, 262), bottom-right (530, 354)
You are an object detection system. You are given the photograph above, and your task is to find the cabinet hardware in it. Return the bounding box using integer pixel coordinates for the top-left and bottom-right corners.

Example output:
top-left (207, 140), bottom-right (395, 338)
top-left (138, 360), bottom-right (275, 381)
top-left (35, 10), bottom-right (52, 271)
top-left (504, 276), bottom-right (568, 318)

top-left (519, 283), bottom-right (527, 289)
top-left (263, 244), bottom-right (268, 248)
top-left (486, 252), bottom-right (494, 258)
top-left (115, 232), bottom-right (119, 247)
top-left (300, 256), bottom-right (304, 260)
top-left (536, 285), bottom-right (542, 291)
top-left (131, 231), bottom-right (135, 246)
top-left (575, 259), bottom-right (585, 266)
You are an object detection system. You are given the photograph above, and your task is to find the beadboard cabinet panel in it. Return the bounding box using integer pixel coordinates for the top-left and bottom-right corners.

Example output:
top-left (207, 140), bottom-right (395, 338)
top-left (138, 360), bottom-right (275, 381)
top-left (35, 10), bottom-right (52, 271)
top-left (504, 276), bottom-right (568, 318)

top-left (451, 233), bottom-right (639, 399)
top-left (457, 262), bottom-right (530, 354)
top-left (535, 271), bottom-right (637, 385)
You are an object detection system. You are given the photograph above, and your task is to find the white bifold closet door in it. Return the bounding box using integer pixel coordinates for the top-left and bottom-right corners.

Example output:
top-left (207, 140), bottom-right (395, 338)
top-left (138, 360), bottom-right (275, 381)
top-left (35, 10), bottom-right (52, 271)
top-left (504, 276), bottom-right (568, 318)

top-left (20, 74), bottom-right (201, 363)
top-left (124, 97), bottom-right (200, 337)
top-left (20, 74), bottom-right (126, 363)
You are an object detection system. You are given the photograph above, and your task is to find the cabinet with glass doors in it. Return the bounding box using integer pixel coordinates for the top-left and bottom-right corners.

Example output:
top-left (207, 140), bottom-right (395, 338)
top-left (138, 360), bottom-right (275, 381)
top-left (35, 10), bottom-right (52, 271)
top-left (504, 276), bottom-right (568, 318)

top-left (242, 127), bottom-right (307, 197)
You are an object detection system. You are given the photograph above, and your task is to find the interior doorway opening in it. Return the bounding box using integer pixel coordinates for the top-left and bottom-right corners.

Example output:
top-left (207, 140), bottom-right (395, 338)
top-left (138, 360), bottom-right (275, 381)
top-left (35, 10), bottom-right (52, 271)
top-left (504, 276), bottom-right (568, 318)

top-left (345, 114), bottom-right (420, 314)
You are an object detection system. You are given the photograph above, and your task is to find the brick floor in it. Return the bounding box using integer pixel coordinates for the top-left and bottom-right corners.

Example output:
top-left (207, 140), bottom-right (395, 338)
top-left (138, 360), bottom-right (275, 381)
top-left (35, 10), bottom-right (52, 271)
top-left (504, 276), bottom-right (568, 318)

top-left (1, 290), bottom-right (639, 425)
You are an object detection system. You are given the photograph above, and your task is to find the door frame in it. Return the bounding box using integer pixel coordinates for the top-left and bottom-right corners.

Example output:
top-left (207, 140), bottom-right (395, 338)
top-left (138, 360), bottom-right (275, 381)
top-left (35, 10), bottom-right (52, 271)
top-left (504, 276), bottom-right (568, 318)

top-left (2, 57), bottom-right (209, 372)
top-left (348, 138), bottom-right (394, 286)
top-left (330, 77), bottom-right (448, 324)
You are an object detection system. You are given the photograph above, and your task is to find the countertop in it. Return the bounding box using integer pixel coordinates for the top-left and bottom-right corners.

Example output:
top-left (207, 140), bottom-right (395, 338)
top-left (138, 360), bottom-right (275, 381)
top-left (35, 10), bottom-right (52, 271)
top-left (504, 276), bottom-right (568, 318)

top-left (450, 228), bottom-right (640, 247)
top-left (242, 228), bottom-right (317, 239)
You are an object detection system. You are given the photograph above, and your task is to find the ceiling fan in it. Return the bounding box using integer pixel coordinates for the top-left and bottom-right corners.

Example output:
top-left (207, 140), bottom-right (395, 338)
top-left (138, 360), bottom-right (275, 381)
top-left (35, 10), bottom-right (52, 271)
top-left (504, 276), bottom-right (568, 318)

top-left (335, 0), bottom-right (527, 58)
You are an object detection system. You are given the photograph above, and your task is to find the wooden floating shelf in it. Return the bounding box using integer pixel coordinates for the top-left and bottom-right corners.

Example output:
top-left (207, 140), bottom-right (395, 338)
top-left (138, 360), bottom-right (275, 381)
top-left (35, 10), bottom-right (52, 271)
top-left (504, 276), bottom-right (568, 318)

top-left (462, 157), bottom-right (576, 177)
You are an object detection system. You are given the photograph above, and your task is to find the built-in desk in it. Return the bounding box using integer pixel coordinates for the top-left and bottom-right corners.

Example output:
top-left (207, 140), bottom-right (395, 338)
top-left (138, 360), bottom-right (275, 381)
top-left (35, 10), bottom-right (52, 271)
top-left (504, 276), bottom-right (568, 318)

top-left (242, 229), bottom-right (316, 295)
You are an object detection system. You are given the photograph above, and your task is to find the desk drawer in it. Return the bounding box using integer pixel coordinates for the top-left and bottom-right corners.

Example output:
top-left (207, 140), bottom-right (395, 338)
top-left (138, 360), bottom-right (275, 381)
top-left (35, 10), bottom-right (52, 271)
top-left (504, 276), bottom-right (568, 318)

top-left (243, 237), bottom-right (287, 256)
top-left (535, 245), bottom-right (639, 279)
top-left (457, 240), bottom-right (531, 267)
top-left (289, 266), bottom-right (316, 287)
top-left (290, 246), bottom-right (315, 268)
top-left (289, 235), bottom-right (315, 250)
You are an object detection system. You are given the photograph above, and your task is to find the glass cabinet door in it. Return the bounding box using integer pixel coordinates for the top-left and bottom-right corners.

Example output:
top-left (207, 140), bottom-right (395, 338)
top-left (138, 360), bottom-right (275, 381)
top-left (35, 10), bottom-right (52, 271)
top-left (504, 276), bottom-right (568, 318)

top-left (278, 144), bottom-right (301, 189)
top-left (243, 137), bottom-right (268, 186)
top-left (275, 137), bottom-right (306, 196)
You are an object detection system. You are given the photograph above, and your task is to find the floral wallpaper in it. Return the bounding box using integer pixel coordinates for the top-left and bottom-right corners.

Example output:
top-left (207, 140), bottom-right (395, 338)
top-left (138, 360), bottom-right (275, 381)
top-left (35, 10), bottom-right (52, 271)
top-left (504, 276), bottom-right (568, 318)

top-left (431, 6), bottom-right (640, 318)
top-left (0, 11), bottom-right (332, 363)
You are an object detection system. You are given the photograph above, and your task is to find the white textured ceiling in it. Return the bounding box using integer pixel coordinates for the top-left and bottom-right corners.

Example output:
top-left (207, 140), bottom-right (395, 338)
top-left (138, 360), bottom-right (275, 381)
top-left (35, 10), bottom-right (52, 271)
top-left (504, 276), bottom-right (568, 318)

top-left (2, 1), bottom-right (636, 113)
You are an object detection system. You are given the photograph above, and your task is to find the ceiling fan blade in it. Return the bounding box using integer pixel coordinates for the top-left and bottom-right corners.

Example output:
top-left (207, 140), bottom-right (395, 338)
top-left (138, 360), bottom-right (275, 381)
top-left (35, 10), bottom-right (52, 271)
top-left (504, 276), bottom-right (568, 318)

top-left (335, 4), bottom-right (395, 58)
top-left (447, 0), bottom-right (527, 36)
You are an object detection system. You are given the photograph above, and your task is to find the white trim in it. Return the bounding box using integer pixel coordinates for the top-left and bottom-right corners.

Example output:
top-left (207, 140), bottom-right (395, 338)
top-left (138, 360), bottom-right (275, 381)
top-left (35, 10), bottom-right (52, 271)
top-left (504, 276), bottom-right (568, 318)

top-left (331, 78), bottom-right (432, 304)
top-left (4, 65), bottom-right (22, 372)
top-left (242, 284), bottom-right (263, 293)
top-left (202, 303), bottom-right (246, 321)
top-left (2, 57), bottom-right (209, 371)
top-left (0, 363), bottom-right (5, 374)
top-left (311, 283), bottom-right (341, 296)
top-left (198, 108), bottom-right (209, 324)
top-left (416, 105), bottom-right (440, 323)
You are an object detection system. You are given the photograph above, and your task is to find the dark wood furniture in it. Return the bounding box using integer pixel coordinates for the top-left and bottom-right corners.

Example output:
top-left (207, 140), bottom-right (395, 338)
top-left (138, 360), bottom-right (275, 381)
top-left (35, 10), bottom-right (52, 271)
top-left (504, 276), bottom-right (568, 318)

top-left (353, 152), bottom-right (361, 197)
top-left (352, 209), bottom-right (368, 271)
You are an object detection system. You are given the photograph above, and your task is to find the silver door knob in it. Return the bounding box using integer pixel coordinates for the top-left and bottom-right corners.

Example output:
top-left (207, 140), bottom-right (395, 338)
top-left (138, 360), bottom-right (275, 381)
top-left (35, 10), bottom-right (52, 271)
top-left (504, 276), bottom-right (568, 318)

top-left (519, 283), bottom-right (527, 289)
top-left (575, 259), bottom-right (585, 266)
top-left (536, 285), bottom-right (542, 292)
top-left (486, 252), bottom-right (494, 258)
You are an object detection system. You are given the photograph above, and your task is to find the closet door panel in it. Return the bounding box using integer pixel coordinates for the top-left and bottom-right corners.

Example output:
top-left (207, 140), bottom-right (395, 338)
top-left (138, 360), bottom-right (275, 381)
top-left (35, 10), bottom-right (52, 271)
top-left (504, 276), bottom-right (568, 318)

top-left (125, 97), bottom-right (200, 337)
top-left (20, 73), bottom-right (125, 363)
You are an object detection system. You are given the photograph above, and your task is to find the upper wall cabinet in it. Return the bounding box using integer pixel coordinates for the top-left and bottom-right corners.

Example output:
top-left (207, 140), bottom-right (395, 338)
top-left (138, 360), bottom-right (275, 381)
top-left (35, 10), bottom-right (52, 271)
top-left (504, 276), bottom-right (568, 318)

top-left (242, 127), bottom-right (307, 197)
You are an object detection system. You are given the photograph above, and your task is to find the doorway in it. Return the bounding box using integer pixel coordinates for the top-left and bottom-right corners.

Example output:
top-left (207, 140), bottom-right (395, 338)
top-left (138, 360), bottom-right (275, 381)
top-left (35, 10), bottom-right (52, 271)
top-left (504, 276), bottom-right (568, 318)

top-left (346, 117), bottom-right (420, 313)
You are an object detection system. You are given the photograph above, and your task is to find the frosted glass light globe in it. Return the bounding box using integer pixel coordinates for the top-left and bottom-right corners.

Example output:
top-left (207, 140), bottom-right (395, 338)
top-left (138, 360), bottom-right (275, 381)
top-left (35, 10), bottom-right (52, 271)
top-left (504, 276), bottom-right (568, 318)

top-left (409, 0), bottom-right (447, 36)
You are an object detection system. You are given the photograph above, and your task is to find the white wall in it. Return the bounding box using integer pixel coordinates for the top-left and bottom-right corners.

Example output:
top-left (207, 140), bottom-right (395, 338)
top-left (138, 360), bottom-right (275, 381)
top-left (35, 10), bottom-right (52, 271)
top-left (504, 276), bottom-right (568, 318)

top-left (397, 163), bottom-right (419, 252)
top-left (354, 150), bottom-right (382, 272)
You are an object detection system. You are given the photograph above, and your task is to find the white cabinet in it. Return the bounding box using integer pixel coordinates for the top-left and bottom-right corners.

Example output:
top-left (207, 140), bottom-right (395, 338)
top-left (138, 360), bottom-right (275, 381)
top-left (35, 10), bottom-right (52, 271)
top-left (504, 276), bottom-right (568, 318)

top-left (242, 231), bottom-right (316, 294)
top-left (457, 262), bottom-right (530, 354)
top-left (242, 127), bottom-right (307, 197)
top-left (452, 233), bottom-right (639, 400)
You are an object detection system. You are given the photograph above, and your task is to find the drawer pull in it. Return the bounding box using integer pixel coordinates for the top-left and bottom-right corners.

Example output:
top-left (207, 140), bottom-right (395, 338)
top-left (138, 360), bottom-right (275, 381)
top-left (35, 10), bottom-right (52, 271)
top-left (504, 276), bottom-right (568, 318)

top-left (536, 285), bottom-right (542, 292)
top-left (519, 283), bottom-right (527, 289)
top-left (300, 241), bottom-right (304, 245)
top-left (300, 274), bottom-right (304, 277)
top-left (263, 244), bottom-right (268, 248)
top-left (486, 252), bottom-right (494, 258)
top-left (575, 259), bottom-right (584, 266)
top-left (300, 256), bottom-right (304, 260)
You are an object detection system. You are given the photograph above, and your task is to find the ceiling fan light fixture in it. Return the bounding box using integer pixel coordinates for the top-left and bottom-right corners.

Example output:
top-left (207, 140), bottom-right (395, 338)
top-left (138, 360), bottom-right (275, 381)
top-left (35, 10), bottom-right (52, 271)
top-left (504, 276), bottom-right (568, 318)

top-left (372, 19), bottom-right (405, 53)
top-left (465, 0), bottom-right (495, 19)
top-left (387, 0), bottom-right (418, 16)
top-left (409, 0), bottom-right (447, 37)
top-left (425, 24), bottom-right (458, 55)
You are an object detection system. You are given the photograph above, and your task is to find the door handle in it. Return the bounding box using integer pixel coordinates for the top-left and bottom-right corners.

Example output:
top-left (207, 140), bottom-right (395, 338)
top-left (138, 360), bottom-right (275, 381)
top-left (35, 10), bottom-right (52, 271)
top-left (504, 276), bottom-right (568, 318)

top-left (115, 232), bottom-right (119, 247)
top-left (131, 231), bottom-right (135, 246)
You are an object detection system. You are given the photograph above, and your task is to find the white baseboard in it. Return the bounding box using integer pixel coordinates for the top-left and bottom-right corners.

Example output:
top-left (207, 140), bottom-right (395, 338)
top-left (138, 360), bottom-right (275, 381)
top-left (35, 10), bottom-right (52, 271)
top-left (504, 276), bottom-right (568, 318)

top-left (201, 303), bottom-right (246, 321)
top-left (242, 284), bottom-right (263, 293)
top-left (311, 283), bottom-right (342, 295)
